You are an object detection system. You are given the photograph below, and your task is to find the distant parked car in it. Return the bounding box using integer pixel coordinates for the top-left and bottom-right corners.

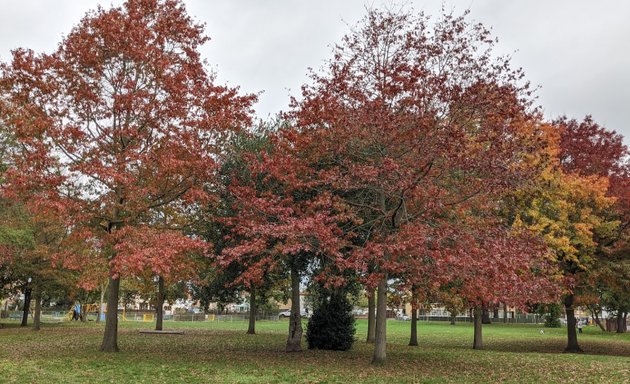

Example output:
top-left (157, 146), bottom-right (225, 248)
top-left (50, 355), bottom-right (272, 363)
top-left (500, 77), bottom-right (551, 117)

top-left (278, 310), bottom-right (310, 318)
top-left (396, 314), bottom-right (410, 321)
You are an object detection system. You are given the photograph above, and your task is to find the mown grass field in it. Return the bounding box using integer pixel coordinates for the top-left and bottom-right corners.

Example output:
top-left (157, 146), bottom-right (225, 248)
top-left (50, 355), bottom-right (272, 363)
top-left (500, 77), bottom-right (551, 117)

top-left (0, 318), bottom-right (628, 383)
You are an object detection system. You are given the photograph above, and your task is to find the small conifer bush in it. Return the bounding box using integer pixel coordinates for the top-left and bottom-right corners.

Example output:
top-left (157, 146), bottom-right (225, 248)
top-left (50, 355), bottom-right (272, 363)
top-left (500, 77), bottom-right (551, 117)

top-left (306, 292), bottom-right (355, 351)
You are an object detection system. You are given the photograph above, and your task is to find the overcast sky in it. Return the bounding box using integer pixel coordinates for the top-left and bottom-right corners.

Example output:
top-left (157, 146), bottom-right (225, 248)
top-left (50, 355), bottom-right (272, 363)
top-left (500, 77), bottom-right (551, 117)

top-left (1, 0), bottom-right (628, 140)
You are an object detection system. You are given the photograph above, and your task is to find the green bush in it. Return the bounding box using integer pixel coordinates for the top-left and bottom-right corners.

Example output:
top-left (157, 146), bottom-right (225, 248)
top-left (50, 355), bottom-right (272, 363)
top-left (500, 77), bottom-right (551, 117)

top-left (306, 292), bottom-right (355, 351)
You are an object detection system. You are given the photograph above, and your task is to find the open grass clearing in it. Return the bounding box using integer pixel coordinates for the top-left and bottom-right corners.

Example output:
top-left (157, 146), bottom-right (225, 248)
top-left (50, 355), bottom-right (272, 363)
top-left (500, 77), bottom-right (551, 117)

top-left (1, 319), bottom-right (628, 383)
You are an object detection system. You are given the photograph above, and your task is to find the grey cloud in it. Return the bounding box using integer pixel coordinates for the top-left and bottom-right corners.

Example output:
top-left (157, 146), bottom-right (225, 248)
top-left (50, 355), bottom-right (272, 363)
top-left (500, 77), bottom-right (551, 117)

top-left (1, 0), bottom-right (627, 137)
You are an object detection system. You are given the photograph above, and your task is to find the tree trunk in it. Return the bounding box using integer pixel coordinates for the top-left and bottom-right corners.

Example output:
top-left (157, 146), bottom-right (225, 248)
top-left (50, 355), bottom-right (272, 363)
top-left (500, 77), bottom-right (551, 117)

top-left (100, 275), bottom-right (120, 352)
top-left (593, 315), bottom-right (605, 332)
top-left (33, 286), bottom-right (42, 331)
top-left (493, 305), bottom-right (499, 320)
top-left (450, 311), bottom-right (456, 325)
top-left (96, 282), bottom-right (106, 324)
top-left (473, 306), bottom-right (483, 350)
top-left (21, 285), bottom-right (32, 327)
top-left (367, 288), bottom-right (376, 343)
top-left (409, 307), bottom-right (418, 346)
top-left (588, 305), bottom-right (605, 332)
top-left (503, 303), bottom-right (508, 323)
top-left (481, 304), bottom-right (491, 324)
top-left (563, 294), bottom-right (582, 353)
top-left (247, 286), bottom-right (256, 335)
top-left (616, 312), bottom-right (626, 334)
top-left (372, 277), bottom-right (388, 365)
top-left (155, 276), bottom-right (165, 331)
top-left (286, 263), bottom-right (302, 352)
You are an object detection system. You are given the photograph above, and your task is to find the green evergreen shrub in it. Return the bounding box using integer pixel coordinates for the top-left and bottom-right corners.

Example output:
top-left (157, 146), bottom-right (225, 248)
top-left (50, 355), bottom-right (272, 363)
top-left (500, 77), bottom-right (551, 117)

top-left (306, 291), bottom-right (355, 350)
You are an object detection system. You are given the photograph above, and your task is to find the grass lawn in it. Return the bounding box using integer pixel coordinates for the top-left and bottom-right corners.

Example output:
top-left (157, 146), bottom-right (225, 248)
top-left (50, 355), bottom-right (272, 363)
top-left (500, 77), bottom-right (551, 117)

top-left (1, 318), bottom-right (628, 383)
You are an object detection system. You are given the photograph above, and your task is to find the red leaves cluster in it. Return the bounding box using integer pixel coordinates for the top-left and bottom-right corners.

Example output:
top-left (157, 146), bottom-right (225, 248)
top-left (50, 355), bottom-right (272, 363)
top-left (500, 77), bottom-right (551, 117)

top-left (111, 226), bottom-right (207, 280)
top-left (0, 0), bottom-right (255, 283)
top-left (220, 8), bottom-right (561, 308)
top-left (218, 173), bottom-right (351, 288)
top-left (556, 115), bottom-right (627, 178)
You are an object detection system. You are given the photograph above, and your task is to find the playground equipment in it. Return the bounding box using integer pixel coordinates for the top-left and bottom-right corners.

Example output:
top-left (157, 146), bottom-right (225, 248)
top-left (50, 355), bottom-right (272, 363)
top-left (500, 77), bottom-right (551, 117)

top-left (66, 303), bottom-right (101, 320)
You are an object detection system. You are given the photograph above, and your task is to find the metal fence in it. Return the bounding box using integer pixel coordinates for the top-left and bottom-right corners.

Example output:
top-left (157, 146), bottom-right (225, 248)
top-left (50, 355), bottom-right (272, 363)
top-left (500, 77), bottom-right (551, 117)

top-left (121, 313), bottom-right (281, 322)
top-left (412, 314), bottom-right (544, 324)
top-left (0, 310), bottom-right (548, 325)
top-left (1, 310), bottom-right (73, 322)
top-left (0, 310), bottom-right (282, 323)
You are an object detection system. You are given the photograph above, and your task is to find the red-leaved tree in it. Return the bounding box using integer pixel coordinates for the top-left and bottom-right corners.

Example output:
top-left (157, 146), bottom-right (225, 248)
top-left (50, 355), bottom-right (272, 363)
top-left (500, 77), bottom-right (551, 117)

top-left (287, 8), bottom-right (548, 364)
top-left (0, 0), bottom-right (254, 352)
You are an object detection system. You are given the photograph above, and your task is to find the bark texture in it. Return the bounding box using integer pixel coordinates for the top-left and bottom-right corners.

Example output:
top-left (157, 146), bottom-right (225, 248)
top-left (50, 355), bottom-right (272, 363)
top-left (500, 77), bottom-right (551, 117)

top-left (473, 307), bottom-right (483, 350)
top-left (247, 286), bottom-right (256, 335)
top-left (155, 276), bottom-right (165, 331)
top-left (372, 277), bottom-right (388, 365)
top-left (564, 294), bottom-right (583, 353)
top-left (409, 307), bottom-right (418, 346)
top-left (616, 312), bottom-right (627, 333)
top-left (100, 275), bottom-right (120, 352)
top-left (286, 264), bottom-right (302, 352)
top-left (367, 289), bottom-right (376, 343)
top-left (20, 285), bottom-right (32, 327)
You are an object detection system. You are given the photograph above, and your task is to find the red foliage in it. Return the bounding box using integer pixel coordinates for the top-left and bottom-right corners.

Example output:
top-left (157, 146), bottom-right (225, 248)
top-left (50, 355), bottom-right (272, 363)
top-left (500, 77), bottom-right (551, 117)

top-left (112, 226), bottom-right (207, 280)
top-left (555, 115), bottom-right (627, 177)
top-left (218, 167), bottom-right (351, 288)
top-left (0, 0), bottom-right (255, 281)
top-left (221, 9), bottom-right (559, 310)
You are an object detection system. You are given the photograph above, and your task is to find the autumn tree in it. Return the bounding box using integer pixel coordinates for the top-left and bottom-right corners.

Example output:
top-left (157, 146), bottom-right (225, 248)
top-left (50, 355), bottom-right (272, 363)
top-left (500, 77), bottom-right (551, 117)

top-left (219, 148), bottom-right (347, 350)
top-left (113, 226), bottom-right (206, 330)
top-left (436, 289), bottom-right (466, 325)
top-left (509, 156), bottom-right (619, 351)
top-left (217, 121), bottom-right (355, 351)
top-left (199, 130), bottom-right (278, 335)
top-left (0, 0), bottom-right (254, 352)
top-left (0, 188), bottom-right (82, 330)
top-left (555, 115), bottom-right (630, 335)
top-left (22, 213), bottom-right (72, 329)
top-left (0, 126), bottom-right (34, 297)
top-left (0, 205), bottom-right (35, 327)
top-left (289, 8), bottom-right (548, 364)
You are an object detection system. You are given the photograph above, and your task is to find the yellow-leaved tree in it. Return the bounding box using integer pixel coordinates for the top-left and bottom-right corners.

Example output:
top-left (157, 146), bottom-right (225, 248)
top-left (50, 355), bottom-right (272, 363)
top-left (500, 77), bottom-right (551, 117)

top-left (506, 125), bottom-right (619, 352)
